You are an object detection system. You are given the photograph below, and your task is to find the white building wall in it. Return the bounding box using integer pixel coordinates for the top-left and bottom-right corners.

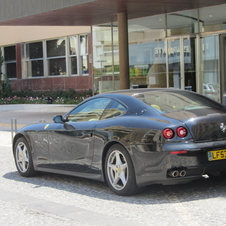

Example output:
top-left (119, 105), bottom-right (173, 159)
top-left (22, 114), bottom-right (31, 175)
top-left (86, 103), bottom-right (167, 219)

top-left (0, 26), bottom-right (90, 46)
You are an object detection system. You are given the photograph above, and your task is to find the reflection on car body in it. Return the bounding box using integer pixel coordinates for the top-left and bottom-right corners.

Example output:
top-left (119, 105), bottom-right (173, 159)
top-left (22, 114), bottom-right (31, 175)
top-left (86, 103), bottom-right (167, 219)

top-left (12, 88), bottom-right (226, 196)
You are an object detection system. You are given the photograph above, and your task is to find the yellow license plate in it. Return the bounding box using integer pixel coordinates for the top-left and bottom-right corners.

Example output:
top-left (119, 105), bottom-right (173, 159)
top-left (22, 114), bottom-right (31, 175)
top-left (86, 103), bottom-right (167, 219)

top-left (208, 149), bottom-right (226, 161)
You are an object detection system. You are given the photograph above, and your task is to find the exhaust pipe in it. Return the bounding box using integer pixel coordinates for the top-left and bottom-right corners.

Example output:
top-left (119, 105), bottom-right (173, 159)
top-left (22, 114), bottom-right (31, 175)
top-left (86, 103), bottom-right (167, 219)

top-left (169, 170), bottom-right (179, 178)
top-left (179, 170), bottom-right (186, 177)
top-left (168, 169), bottom-right (187, 178)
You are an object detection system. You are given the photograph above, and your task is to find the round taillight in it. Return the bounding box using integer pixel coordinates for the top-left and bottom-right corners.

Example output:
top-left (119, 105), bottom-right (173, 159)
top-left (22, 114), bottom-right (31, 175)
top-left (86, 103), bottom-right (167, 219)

top-left (176, 127), bottom-right (187, 137)
top-left (163, 128), bottom-right (174, 139)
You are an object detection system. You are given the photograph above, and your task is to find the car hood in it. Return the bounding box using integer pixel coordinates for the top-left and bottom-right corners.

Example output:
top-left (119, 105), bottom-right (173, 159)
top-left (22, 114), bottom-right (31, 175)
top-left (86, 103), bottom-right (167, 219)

top-left (162, 108), bottom-right (226, 142)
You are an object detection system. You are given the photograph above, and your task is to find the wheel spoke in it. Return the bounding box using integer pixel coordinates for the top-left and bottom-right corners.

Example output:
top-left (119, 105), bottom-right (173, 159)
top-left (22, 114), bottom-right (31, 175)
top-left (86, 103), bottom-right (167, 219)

top-left (16, 142), bottom-right (29, 173)
top-left (113, 174), bottom-right (120, 186)
top-left (107, 149), bottom-right (128, 190)
top-left (108, 162), bottom-right (117, 171)
top-left (115, 151), bottom-right (123, 165)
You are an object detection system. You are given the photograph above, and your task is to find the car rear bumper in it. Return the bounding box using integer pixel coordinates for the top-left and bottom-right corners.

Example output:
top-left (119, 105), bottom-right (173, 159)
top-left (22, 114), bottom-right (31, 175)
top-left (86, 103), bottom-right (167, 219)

top-left (130, 141), bottom-right (226, 187)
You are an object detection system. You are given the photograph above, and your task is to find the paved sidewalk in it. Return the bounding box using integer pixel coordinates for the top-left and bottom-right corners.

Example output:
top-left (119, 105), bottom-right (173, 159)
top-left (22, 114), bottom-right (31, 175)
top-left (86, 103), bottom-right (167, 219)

top-left (0, 131), bottom-right (11, 146)
top-left (1, 105), bottom-right (226, 226)
top-left (0, 104), bottom-right (73, 131)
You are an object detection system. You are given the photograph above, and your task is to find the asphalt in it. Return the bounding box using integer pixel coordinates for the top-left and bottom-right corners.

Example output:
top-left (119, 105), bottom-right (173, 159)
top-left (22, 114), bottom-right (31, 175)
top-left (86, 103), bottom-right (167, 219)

top-left (0, 104), bottom-right (73, 131)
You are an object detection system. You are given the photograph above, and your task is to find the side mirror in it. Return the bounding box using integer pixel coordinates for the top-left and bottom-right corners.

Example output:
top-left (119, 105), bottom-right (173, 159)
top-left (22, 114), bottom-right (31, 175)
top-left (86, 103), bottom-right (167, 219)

top-left (53, 115), bottom-right (65, 123)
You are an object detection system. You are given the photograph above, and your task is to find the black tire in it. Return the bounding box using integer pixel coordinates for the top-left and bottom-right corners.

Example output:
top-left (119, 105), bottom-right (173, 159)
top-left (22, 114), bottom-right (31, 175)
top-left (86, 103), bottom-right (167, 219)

top-left (208, 171), bottom-right (226, 181)
top-left (104, 144), bottom-right (141, 196)
top-left (13, 137), bottom-right (36, 177)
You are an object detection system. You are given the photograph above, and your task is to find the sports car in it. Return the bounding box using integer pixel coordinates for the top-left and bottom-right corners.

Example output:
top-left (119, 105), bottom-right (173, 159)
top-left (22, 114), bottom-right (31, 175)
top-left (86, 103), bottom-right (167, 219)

top-left (13, 88), bottom-right (226, 196)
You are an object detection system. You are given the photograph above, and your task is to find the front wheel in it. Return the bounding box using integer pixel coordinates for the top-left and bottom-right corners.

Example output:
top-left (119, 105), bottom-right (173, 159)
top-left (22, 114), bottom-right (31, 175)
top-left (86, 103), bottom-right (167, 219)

top-left (13, 137), bottom-right (36, 177)
top-left (104, 144), bottom-right (140, 196)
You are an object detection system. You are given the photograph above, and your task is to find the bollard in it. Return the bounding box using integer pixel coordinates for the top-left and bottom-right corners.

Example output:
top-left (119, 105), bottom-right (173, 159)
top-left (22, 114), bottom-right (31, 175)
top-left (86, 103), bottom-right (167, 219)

top-left (11, 118), bottom-right (17, 142)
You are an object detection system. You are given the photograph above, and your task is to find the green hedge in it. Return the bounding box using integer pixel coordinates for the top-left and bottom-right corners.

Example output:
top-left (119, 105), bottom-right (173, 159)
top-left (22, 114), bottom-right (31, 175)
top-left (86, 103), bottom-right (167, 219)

top-left (0, 89), bottom-right (93, 105)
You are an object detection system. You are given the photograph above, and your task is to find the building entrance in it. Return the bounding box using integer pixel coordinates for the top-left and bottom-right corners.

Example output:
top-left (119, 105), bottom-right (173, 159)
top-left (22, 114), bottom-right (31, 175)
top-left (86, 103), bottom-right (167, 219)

top-left (167, 37), bottom-right (196, 92)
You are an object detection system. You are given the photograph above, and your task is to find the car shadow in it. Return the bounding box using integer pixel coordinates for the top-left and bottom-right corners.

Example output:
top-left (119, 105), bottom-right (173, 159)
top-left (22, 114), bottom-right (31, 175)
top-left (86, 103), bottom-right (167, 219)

top-left (3, 171), bottom-right (226, 205)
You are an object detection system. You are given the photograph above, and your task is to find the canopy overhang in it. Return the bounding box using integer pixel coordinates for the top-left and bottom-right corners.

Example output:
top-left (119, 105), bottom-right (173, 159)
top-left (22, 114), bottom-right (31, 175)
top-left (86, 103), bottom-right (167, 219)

top-left (0, 0), bottom-right (225, 26)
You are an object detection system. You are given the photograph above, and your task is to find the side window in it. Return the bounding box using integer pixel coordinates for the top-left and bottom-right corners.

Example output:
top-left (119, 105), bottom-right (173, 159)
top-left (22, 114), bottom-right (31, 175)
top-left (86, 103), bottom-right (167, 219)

top-left (101, 100), bottom-right (127, 120)
top-left (67, 98), bottom-right (111, 122)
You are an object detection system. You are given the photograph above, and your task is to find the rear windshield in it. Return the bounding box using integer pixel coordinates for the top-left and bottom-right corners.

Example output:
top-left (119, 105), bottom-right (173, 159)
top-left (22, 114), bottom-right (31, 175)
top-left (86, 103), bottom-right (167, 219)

top-left (132, 90), bottom-right (223, 113)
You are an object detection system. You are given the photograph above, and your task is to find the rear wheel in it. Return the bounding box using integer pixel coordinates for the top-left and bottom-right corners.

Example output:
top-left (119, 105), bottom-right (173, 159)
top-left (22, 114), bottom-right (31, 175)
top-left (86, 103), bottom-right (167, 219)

top-left (14, 137), bottom-right (36, 177)
top-left (104, 144), bottom-right (140, 196)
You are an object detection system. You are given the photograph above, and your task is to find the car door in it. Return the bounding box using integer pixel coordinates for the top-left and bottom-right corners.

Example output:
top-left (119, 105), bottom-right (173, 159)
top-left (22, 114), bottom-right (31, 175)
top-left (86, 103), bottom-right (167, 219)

top-left (48, 97), bottom-right (111, 173)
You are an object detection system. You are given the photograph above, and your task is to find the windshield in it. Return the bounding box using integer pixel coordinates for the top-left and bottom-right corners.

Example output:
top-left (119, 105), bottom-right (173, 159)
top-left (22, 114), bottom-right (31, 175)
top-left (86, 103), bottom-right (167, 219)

top-left (132, 90), bottom-right (223, 113)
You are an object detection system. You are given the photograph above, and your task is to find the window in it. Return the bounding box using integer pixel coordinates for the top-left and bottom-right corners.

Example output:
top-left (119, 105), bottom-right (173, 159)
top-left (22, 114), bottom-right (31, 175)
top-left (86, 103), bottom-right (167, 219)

top-left (199, 5), bottom-right (226, 32)
top-left (92, 25), bottom-right (120, 93)
top-left (133, 90), bottom-right (222, 113)
top-left (47, 38), bottom-right (66, 76)
top-left (80, 35), bottom-right (89, 74)
top-left (69, 36), bottom-right (78, 75)
top-left (101, 100), bottom-right (127, 119)
top-left (167, 9), bottom-right (199, 36)
top-left (67, 98), bottom-right (111, 122)
top-left (21, 34), bottom-right (89, 78)
top-left (25, 42), bottom-right (44, 77)
top-left (4, 46), bottom-right (16, 79)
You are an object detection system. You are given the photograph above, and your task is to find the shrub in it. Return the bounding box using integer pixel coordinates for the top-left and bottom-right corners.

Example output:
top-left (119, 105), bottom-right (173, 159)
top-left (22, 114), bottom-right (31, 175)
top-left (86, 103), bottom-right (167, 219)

top-left (0, 89), bottom-right (93, 105)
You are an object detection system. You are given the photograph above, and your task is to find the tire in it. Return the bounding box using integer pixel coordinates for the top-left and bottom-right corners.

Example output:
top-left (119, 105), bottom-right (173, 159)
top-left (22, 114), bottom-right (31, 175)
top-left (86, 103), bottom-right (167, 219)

top-left (104, 144), bottom-right (140, 196)
top-left (13, 137), bottom-right (36, 177)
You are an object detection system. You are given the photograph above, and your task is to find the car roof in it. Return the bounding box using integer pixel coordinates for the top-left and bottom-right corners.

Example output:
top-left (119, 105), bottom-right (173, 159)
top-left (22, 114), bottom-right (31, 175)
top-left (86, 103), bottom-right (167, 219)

top-left (102, 88), bottom-right (190, 96)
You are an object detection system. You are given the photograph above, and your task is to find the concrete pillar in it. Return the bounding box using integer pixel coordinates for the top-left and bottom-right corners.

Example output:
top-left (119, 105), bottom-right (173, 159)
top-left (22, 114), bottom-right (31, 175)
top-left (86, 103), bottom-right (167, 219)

top-left (16, 43), bottom-right (22, 79)
top-left (117, 12), bottom-right (130, 89)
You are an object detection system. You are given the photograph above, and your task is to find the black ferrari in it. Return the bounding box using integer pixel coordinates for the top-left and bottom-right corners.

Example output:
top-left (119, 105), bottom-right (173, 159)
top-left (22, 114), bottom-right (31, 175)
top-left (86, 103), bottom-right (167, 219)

top-left (13, 88), bottom-right (226, 195)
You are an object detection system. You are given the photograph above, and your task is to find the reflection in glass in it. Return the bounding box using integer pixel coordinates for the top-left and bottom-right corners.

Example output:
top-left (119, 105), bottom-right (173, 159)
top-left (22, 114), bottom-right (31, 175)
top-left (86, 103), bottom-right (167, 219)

top-left (47, 39), bottom-right (65, 57)
top-left (81, 55), bottom-right (88, 74)
top-left (128, 40), bottom-right (167, 88)
top-left (80, 35), bottom-right (88, 55)
top-left (4, 46), bottom-right (16, 61)
top-left (27, 60), bottom-right (44, 77)
top-left (6, 63), bottom-right (16, 78)
top-left (128, 14), bottom-right (165, 41)
top-left (26, 42), bottom-right (43, 59)
top-left (69, 36), bottom-right (77, 55)
top-left (49, 58), bottom-right (66, 76)
top-left (199, 4), bottom-right (226, 32)
top-left (167, 9), bottom-right (199, 36)
top-left (128, 15), bottom-right (166, 88)
top-left (4, 46), bottom-right (17, 78)
top-left (201, 36), bottom-right (220, 102)
top-left (168, 39), bottom-right (181, 89)
top-left (71, 56), bottom-right (77, 74)
top-left (184, 38), bottom-right (196, 92)
top-left (92, 24), bottom-right (119, 93)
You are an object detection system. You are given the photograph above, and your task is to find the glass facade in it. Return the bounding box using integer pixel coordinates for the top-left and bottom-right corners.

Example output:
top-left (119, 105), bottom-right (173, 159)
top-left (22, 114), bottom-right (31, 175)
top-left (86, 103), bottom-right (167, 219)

top-left (92, 4), bottom-right (226, 103)
top-left (201, 35), bottom-right (220, 102)
top-left (92, 25), bottom-right (119, 93)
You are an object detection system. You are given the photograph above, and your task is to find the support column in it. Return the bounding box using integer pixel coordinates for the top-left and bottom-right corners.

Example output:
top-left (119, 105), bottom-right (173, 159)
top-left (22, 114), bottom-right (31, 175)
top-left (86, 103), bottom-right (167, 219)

top-left (16, 43), bottom-right (22, 79)
top-left (118, 12), bottom-right (130, 89)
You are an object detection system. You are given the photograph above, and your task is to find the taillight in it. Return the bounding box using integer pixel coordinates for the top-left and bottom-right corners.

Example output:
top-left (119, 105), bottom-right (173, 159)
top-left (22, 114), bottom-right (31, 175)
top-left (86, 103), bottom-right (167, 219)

top-left (162, 128), bottom-right (174, 139)
top-left (176, 127), bottom-right (187, 137)
top-left (163, 127), bottom-right (188, 139)
top-left (170, 150), bottom-right (188, 154)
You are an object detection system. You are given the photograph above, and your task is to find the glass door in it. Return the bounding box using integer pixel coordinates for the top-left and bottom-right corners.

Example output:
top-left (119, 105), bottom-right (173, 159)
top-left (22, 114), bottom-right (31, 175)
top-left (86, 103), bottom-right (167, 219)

top-left (184, 37), bottom-right (196, 92)
top-left (167, 36), bottom-right (197, 91)
top-left (200, 35), bottom-right (220, 102)
top-left (168, 38), bottom-right (181, 89)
